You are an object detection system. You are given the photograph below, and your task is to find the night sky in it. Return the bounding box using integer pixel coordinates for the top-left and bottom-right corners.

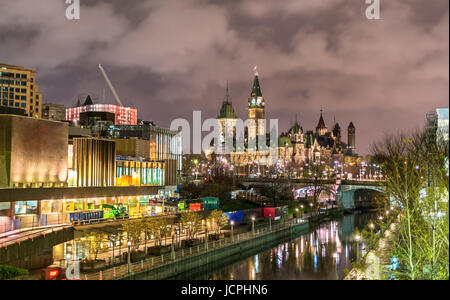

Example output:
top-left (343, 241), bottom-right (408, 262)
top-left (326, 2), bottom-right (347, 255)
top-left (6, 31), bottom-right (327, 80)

top-left (1, 0), bottom-right (448, 154)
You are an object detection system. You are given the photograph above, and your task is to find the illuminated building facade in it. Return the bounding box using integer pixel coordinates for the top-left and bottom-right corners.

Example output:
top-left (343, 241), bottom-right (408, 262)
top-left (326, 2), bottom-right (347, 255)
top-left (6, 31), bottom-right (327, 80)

top-left (0, 114), bottom-right (68, 188)
top-left (105, 123), bottom-right (182, 186)
top-left (209, 70), bottom-right (359, 175)
top-left (71, 138), bottom-right (116, 187)
top-left (0, 63), bottom-right (43, 118)
top-left (116, 159), bottom-right (165, 186)
top-left (65, 95), bottom-right (137, 125)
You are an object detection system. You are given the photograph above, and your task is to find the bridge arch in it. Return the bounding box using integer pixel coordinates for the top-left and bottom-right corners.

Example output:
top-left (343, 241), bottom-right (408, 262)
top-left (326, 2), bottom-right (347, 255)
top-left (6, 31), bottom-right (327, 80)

top-left (336, 185), bottom-right (386, 211)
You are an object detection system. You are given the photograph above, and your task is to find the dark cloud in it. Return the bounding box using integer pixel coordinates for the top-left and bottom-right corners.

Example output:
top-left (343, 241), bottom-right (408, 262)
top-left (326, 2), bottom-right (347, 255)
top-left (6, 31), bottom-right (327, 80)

top-left (1, 0), bottom-right (448, 154)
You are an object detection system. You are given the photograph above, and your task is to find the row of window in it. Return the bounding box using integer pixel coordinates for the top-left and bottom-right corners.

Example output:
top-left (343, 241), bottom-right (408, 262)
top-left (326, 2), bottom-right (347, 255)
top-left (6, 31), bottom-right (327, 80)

top-left (1, 101), bottom-right (27, 108)
top-left (0, 72), bottom-right (29, 79)
top-left (1, 87), bottom-right (28, 93)
top-left (1, 94), bottom-right (40, 103)
top-left (0, 80), bottom-right (28, 86)
top-left (0, 92), bottom-right (39, 99)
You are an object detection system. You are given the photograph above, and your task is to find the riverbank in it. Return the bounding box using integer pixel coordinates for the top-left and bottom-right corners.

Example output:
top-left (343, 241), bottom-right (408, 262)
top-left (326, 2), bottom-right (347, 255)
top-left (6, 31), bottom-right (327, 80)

top-left (345, 215), bottom-right (401, 280)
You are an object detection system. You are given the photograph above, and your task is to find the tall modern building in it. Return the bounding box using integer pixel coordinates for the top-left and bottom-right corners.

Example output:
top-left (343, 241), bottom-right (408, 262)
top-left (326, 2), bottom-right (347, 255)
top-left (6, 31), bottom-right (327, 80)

top-left (66, 95), bottom-right (138, 125)
top-left (0, 63), bottom-right (43, 118)
top-left (426, 108), bottom-right (449, 142)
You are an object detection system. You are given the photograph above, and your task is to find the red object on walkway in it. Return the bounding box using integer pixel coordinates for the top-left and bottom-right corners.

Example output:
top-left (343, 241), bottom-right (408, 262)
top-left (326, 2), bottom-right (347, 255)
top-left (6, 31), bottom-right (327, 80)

top-left (264, 207), bottom-right (275, 218)
top-left (189, 203), bottom-right (202, 212)
top-left (41, 267), bottom-right (62, 280)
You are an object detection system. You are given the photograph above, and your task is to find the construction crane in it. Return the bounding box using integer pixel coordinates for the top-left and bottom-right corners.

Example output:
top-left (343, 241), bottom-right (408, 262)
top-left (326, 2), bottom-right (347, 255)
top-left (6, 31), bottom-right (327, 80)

top-left (98, 64), bottom-right (124, 107)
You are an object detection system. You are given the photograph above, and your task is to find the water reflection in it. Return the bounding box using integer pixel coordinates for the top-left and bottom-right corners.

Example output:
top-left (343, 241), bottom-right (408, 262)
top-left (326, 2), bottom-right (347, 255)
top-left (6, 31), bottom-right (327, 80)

top-left (195, 213), bottom-right (375, 280)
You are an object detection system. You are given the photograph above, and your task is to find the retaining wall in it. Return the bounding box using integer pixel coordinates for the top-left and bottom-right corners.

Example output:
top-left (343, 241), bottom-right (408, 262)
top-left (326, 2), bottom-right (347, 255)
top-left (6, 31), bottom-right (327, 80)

top-left (119, 221), bottom-right (309, 280)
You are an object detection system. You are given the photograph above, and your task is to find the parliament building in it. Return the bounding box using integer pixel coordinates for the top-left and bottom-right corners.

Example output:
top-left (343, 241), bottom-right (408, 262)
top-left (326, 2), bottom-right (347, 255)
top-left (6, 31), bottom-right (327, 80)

top-left (208, 68), bottom-right (358, 175)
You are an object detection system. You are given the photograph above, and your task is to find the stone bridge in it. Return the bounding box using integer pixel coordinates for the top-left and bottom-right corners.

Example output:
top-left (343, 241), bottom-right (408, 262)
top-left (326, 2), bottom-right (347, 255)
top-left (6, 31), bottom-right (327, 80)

top-left (240, 178), bottom-right (386, 210)
top-left (336, 183), bottom-right (386, 211)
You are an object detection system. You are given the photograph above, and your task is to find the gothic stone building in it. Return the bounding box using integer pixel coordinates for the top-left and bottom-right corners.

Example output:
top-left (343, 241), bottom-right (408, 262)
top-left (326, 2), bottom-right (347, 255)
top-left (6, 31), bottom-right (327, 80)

top-left (209, 69), bottom-right (358, 174)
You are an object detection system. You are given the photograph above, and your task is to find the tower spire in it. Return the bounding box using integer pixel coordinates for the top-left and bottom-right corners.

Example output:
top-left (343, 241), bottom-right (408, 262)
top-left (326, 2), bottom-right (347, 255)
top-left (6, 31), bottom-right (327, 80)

top-left (223, 81), bottom-right (231, 104)
top-left (250, 66), bottom-right (262, 98)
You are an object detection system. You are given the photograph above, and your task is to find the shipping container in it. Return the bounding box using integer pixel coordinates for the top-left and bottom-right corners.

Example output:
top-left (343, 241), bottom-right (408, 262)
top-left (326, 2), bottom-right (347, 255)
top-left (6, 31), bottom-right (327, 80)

top-left (263, 207), bottom-right (276, 218)
top-left (189, 203), bottom-right (202, 212)
top-left (242, 208), bottom-right (263, 220)
top-left (225, 210), bottom-right (243, 223)
top-left (69, 210), bottom-right (104, 222)
top-left (202, 197), bottom-right (219, 210)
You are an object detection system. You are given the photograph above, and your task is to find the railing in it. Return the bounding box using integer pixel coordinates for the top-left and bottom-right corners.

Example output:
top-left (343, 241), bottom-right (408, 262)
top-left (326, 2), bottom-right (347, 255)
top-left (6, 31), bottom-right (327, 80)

top-left (80, 217), bottom-right (307, 280)
top-left (0, 208), bottom-right (187, 235)
top-left (0, 214), bottom-right (70, 235)
top-left (0, 225), bottom-right (70, 248)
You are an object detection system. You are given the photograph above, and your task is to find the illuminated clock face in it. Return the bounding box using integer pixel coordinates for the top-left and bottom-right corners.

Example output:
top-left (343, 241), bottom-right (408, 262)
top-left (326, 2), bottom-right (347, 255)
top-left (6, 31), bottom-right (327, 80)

top-left (256, 99), bottom-right (261, 105)
top-left (252, 99), bottom-right (256, 105)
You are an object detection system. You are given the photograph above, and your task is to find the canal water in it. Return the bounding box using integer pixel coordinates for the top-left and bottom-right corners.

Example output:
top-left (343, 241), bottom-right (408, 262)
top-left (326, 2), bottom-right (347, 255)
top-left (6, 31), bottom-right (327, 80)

top-left (176, 213), bottom-right (376, 280)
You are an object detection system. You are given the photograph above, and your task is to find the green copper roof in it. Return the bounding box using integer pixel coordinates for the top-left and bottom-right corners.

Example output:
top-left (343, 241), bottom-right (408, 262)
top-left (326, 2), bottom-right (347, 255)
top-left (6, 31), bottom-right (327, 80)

top-left (304, 132), bottom-right (315, 148)
top-left (278, 137), bottom-right (293, 147)
top-left (250, 75), bottom-right (262, 98)
top-left (218, 83), bottom-right (237, 119)
top-left (290, 121), bottom-right (302, 134)
top-left (218, 102), bottom-right (237, 119)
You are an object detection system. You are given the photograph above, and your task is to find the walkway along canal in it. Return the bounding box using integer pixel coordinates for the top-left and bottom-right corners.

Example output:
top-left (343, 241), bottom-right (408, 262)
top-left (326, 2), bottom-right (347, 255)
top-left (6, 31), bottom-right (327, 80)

top-left (82, 216), bottom-right (309, 280)
top-left (171, 212), bottom-right (377, 280)
top-left (79, 210), bottom-right (376, 280)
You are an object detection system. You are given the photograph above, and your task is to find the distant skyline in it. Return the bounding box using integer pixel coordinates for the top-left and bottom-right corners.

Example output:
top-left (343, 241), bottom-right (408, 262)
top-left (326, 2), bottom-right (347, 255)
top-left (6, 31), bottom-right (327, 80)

top-left (1, 0), bottom-right (448, 154)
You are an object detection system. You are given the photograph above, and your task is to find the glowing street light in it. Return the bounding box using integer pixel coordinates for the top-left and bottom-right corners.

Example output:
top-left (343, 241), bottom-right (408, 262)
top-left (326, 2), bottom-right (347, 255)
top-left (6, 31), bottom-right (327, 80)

top-left (230, 220), bottom-right (234, 242)
top-left (251, 216), bottom-right (255, 235)
top-left (127, 241), bottom-right (132, 273)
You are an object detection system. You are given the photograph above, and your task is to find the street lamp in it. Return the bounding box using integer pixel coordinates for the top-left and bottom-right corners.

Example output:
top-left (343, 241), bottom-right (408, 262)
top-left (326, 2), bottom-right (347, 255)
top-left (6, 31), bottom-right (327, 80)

top-left (251, 216), bottom-right (255, 235)
top-left (127, 241), bottom-right (132, 273)
top-left (369, 223), bottom-right (375, 234)
top-left (230, 220), bottom-right (234, 242)
top-left (268, 214), bottom-right (272, 231)
top-left (355, 234), bottom-right (361, 263)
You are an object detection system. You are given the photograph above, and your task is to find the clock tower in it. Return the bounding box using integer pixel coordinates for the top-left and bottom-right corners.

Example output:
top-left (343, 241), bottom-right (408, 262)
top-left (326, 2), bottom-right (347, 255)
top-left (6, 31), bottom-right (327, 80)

top-left (248, 66), bottom-right (266, 146)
